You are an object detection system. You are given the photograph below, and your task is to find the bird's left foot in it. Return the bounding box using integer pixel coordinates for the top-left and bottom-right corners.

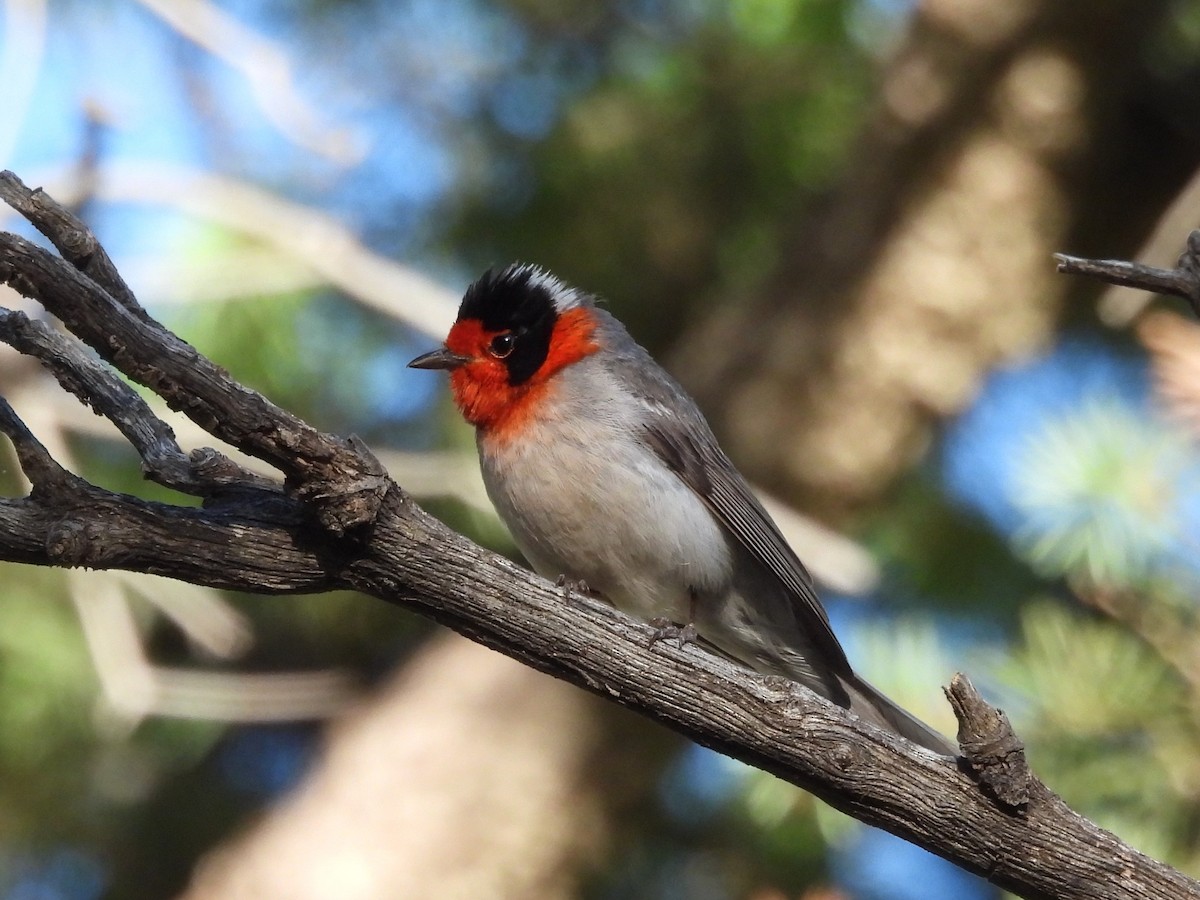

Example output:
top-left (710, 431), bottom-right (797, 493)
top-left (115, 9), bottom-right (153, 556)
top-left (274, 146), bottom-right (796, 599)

top-left (555, 574), bottom-right (591, 599)
top-left (648, 618), bottom-right (698, 649)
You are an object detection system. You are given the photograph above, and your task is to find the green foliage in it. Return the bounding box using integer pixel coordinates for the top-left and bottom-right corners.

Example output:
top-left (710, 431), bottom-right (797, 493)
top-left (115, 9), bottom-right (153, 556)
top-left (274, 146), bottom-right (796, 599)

top-left (867, 472), bottom-right (1040, 619)
top-left (450, 0), bottom-right (878, 349)
top-left (1012, 399), bottom-right (1196, 592)
top-left (1147, 0), bottom-right (1200, 77)
top-left (996, 398), bottom-right (1200, 872)
top-left (994, 602), bottom-right (1200, 869)
top-left (735, 779), bottom-right (828, 892)
top-left (0, 568), bottom-right (95, 839)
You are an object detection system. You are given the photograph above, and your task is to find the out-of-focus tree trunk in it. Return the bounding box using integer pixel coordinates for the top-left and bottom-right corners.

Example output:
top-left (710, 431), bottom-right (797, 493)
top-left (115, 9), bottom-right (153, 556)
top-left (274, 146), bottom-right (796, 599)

top-left (180, 632), bottom-right (663, 900)
top-left (680, 0), bottom-right (1186, 520)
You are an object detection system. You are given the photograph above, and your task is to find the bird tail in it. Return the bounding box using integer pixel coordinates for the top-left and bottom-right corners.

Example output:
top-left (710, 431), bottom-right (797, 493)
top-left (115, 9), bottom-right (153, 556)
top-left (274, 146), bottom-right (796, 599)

top-left (841, 674), bottom-right (957, 756)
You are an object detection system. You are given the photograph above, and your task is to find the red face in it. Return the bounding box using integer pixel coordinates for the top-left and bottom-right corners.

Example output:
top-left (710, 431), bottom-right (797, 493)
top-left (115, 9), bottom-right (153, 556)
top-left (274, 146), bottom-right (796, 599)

top-left (441, 306), bottom-right (601, 441)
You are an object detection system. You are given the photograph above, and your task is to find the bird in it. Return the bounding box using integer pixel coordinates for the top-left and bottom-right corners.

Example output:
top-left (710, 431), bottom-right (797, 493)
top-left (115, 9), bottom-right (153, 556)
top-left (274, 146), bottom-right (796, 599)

top-left (409, 263), bottom-right (955, 756)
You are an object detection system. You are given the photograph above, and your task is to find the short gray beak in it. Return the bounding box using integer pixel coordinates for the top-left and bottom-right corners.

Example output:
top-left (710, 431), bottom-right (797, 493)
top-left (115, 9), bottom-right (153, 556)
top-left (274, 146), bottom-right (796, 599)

top-left (407, 348), bottom-right (471, 370)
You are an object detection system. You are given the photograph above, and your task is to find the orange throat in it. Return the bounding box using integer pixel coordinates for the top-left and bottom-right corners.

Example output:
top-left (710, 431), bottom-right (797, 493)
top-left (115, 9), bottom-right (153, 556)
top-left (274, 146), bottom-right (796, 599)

top-left (448, 306), bottom-right (600, 442)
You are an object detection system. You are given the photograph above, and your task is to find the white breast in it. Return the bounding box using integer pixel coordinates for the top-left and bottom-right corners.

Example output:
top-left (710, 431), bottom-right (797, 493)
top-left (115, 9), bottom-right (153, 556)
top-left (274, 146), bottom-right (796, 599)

top-left (477, 365), bottom-right (733, 623)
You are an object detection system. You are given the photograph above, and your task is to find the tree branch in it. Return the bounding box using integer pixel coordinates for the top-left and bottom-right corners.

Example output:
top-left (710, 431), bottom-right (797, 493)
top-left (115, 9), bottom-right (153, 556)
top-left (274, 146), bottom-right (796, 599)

top-left (0, 307), bottom-right (274, 495)
top-left (0, 171), bottom-right (1194, 900)
top-left (1056, 229), bottom-right (1200, 316)
top-left (0, 393), bottom-right (74, 491)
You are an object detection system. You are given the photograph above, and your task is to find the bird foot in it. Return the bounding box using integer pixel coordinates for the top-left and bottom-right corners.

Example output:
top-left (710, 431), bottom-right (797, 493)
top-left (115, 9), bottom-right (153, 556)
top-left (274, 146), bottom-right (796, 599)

top-left (555, 574), bottom-right (591, 599)
top-left (648, 618), bottom-right (698, 649)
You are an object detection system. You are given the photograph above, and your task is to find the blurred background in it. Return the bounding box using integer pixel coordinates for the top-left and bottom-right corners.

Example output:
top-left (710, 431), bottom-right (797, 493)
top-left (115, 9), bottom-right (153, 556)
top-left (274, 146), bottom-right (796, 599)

top-left (1, 0), bottom-right (1199, 898)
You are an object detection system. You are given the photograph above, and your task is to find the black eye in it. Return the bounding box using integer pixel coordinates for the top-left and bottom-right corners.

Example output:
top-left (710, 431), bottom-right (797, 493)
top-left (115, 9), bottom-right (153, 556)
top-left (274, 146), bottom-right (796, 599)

top-left (488, 332), bottom-right (516, 358)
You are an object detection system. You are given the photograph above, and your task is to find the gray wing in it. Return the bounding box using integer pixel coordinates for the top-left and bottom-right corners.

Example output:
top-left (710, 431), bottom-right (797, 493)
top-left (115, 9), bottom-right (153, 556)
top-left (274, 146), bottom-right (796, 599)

top-left (596, 313), bottom-right (852, 674)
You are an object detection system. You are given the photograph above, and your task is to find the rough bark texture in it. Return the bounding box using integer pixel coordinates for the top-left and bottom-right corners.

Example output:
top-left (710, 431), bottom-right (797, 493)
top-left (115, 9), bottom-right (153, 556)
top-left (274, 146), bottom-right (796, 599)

top-left (1, 172), bottom-right (1198, 900)
top-left (678, 0), bottom-right (1180, 520)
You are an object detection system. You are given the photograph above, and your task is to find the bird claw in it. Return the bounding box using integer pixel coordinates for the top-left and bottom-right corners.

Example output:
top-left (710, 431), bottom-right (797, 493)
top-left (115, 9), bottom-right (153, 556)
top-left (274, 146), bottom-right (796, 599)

top-left (648, 618), bottom-right (698, 649)
top-left (555, 574), bottom-right (590, 599)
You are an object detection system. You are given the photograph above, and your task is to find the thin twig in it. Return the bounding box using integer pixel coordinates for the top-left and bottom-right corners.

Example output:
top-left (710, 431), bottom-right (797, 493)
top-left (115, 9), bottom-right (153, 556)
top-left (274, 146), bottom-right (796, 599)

top-left (0, 307), bottom-right (277, 496)
top-left (0, 394), bottom-right (74, 490)
top-left (0, 171), bottom-right (142, 314)
top-left (1056, 230), bottom-right (1200, 317)
top-left (1097, 169), bottom-right (1200, 326)
top-left (0, 171), bottom-right (387, 533)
